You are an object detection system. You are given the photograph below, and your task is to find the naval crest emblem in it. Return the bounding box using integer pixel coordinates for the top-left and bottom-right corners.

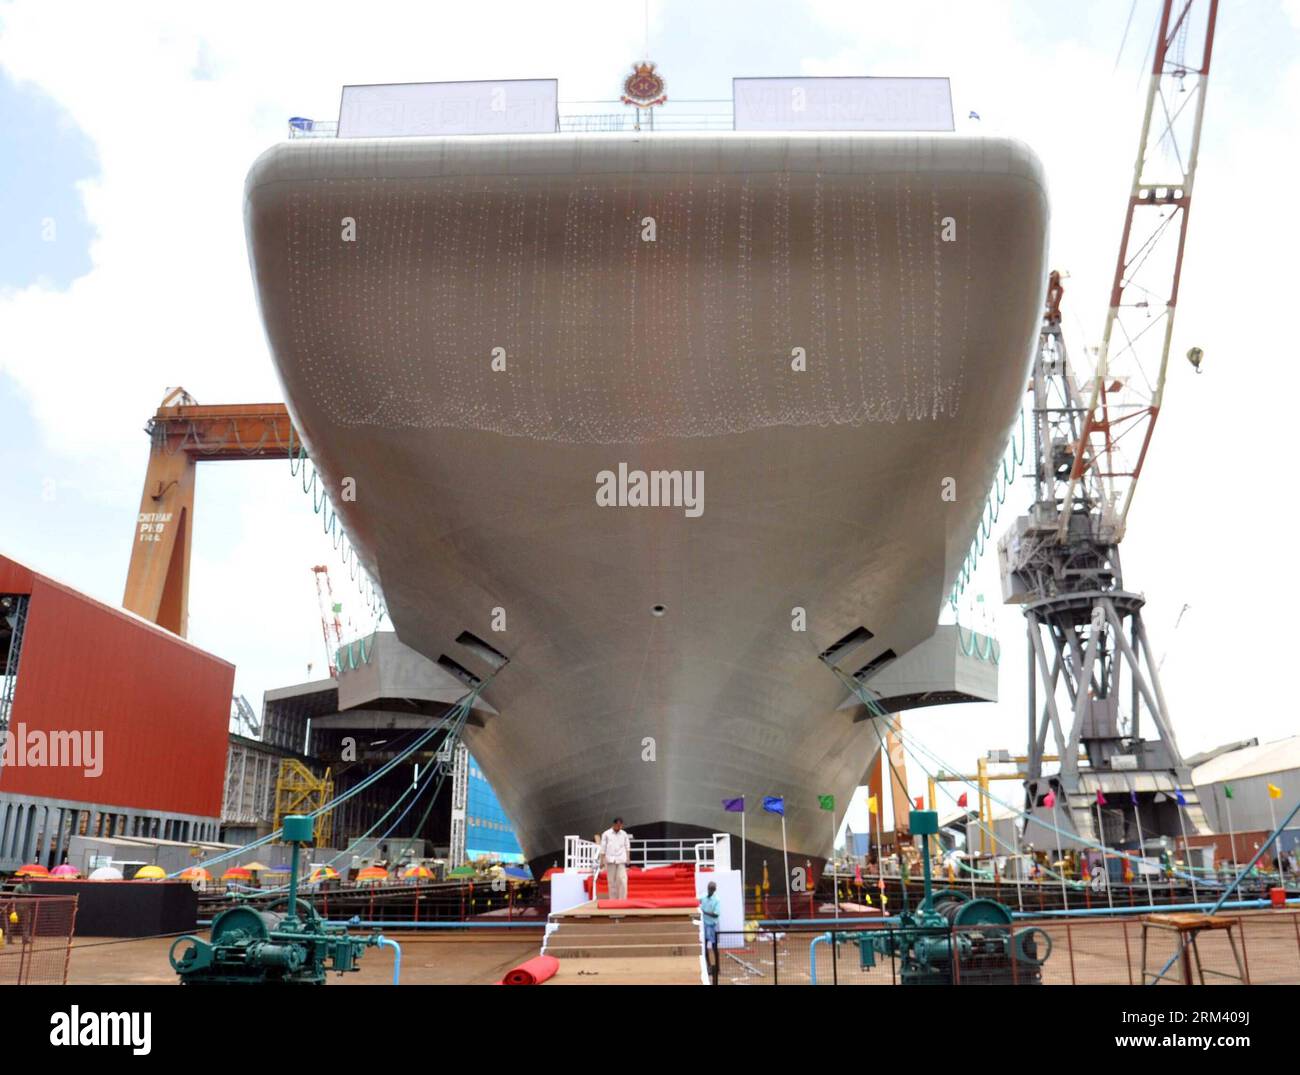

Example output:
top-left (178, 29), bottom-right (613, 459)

top-left (621, 61), bottom-right (667, 107)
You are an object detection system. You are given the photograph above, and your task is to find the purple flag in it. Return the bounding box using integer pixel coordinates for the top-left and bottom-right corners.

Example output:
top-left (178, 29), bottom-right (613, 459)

top-left (722, 797), bottom-right (745, 813)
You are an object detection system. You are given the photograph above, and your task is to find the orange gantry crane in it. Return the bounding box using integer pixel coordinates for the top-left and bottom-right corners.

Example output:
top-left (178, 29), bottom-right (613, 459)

top-left (123, 388), bottom-right (296, 638)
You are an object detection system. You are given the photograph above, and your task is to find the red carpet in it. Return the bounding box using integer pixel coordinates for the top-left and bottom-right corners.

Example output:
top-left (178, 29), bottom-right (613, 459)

top-left (501, 954), bottom-right (560, 985)
top-left (587, 863), bottom-right (704, 904)
top-left (596, 897), bottom-right (699, 909)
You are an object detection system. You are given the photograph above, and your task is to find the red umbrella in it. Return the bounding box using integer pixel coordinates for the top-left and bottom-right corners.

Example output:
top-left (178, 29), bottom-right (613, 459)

top-left (15, 864), bottom-right (49, 878)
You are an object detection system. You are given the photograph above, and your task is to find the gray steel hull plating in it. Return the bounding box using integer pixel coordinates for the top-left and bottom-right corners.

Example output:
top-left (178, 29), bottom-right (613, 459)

top-left (244, 132), bottom-right (1049, 864)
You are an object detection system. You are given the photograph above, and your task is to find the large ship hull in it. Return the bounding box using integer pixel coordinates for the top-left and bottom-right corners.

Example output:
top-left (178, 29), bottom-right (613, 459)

top-left (244, 132), bottom-right (1049, 874)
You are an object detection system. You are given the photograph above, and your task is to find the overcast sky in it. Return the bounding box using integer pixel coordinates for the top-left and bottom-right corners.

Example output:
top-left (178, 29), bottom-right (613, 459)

top-left (1, 0), bottom-right (1295, 838)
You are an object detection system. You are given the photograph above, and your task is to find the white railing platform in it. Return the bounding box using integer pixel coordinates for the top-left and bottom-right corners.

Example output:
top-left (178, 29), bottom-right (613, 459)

top-left (563, 833), bottom-right (730, 872)
top-left (286, 102), bottom-right (734, 140)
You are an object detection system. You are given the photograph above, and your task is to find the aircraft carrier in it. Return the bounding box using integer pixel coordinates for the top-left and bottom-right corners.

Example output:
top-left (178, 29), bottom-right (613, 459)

top-left (243, 131), bottom-right (1049, 877)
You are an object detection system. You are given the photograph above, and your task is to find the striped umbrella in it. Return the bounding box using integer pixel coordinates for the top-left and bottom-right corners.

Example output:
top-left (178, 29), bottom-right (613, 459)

top-left (357, 866), bottom-right (388, 883)
top-left (15, 864), bottom-right (49, 878)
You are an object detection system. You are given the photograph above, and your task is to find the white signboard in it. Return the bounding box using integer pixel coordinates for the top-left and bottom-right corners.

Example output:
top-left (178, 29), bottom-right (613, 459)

top-left (733, 76), bottom-right (954, 132)
top-left (338, 79), bottom-right (558, 138)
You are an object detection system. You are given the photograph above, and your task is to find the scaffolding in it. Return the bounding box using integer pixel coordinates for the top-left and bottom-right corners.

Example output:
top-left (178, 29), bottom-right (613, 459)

top-left (273, 758), bottom-right (334, 847)
top-left (449, 742), bottom-right (469, 868)
top-left (0, 594), bottom-right (29, 775)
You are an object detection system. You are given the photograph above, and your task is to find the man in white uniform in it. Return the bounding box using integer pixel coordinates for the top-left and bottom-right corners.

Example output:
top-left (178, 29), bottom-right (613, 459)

top-left (599, 817), bottom-right (632, 900)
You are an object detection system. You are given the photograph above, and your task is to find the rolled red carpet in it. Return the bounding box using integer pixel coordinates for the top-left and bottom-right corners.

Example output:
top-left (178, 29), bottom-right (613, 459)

top-left (501, 955), bottom-right (560, 986)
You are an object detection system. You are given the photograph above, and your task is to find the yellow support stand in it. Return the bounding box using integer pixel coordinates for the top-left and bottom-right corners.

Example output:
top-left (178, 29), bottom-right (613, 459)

top-left (273, 759), bottom-right (334, 847)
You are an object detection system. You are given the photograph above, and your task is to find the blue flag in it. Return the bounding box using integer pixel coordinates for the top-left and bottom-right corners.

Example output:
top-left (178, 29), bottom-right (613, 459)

top-left (1130, 790), bottom-right (1139, 806)
top-left (762, 796), bottom-right (785, 816)
top-left (1174, 789), bottom-right (1187, 806)
top-left (722, 797), bottom-right (745, 813)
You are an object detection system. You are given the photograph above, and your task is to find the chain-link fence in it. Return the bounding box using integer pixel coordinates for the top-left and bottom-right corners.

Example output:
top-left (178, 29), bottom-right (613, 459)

top-left (707, 911), bottom-right (1300, 985)
top-left (0, 896), bottom-right (77, 984)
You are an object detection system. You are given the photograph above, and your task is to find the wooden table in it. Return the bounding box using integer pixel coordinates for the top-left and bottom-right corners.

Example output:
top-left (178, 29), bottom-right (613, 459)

top-left (1140, 913), bottom-right (1249, 985)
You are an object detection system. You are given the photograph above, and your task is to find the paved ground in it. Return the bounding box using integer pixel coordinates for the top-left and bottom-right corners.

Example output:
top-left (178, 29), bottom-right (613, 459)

top-left (66, 933), bottom-right (544, 986)
top-left (546, 955), bottom-right (701, 985)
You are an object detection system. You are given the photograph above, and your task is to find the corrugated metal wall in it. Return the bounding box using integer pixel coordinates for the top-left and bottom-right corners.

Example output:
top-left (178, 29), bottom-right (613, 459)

top-left (1196, 773), bottom-right (1300, 834)
top-left (1, 562), bottom-right (234, 816)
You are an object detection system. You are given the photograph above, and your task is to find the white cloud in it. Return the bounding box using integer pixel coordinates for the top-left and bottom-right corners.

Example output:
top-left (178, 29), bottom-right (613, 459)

top-left (0, 0), bottom-right (645, 501)
top-left (0, 0), bottom-right (647, 704)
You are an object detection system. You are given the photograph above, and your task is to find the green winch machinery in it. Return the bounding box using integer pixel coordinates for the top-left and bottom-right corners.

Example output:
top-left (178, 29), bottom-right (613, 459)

top-left (170, 815), bottom-right (378, 985)
top-left (855, 810), bottom-right (1052, 985)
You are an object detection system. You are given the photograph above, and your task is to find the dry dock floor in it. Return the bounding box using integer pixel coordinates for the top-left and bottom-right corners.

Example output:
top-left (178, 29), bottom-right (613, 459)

top-left (66, 933), bottom-right (543, 986)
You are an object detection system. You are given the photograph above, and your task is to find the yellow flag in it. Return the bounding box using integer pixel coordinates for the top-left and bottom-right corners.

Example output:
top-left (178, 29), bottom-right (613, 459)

top-left (868, 795), bottom-right (878, 815)
top-left (1268, 783), bottom-right (1283, 800)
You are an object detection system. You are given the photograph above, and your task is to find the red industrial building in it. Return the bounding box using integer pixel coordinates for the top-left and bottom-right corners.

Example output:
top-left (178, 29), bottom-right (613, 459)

top-left (0, 555), bottom-right (234, 870)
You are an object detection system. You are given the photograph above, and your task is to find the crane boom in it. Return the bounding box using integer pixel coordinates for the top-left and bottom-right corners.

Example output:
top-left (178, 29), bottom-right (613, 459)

top-left (312, 565), bottom-right (345, 677)
top-left (1059, 0), bottom-right (1219, 543)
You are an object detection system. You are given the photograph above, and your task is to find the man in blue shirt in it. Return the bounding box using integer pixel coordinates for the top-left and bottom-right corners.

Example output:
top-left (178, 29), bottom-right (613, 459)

top-left (700, 880), bottom-right (722, 983)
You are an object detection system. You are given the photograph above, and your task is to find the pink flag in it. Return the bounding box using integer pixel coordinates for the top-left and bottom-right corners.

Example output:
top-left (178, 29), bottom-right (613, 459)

top-left (1096, 789), bottom-right (1107, 806)
top-left (1043, 790), bottom-right (1056, 808)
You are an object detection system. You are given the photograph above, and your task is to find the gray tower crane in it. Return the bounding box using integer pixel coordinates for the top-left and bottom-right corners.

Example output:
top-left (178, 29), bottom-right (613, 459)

top-left (998, 0), bottom-right (1219, 853)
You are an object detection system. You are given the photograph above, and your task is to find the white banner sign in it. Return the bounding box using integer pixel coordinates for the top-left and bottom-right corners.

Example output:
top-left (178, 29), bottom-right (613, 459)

top-left (338, 80), bottom-right (558, 138)
top-left (733, 77), bottom-right (954, 132)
